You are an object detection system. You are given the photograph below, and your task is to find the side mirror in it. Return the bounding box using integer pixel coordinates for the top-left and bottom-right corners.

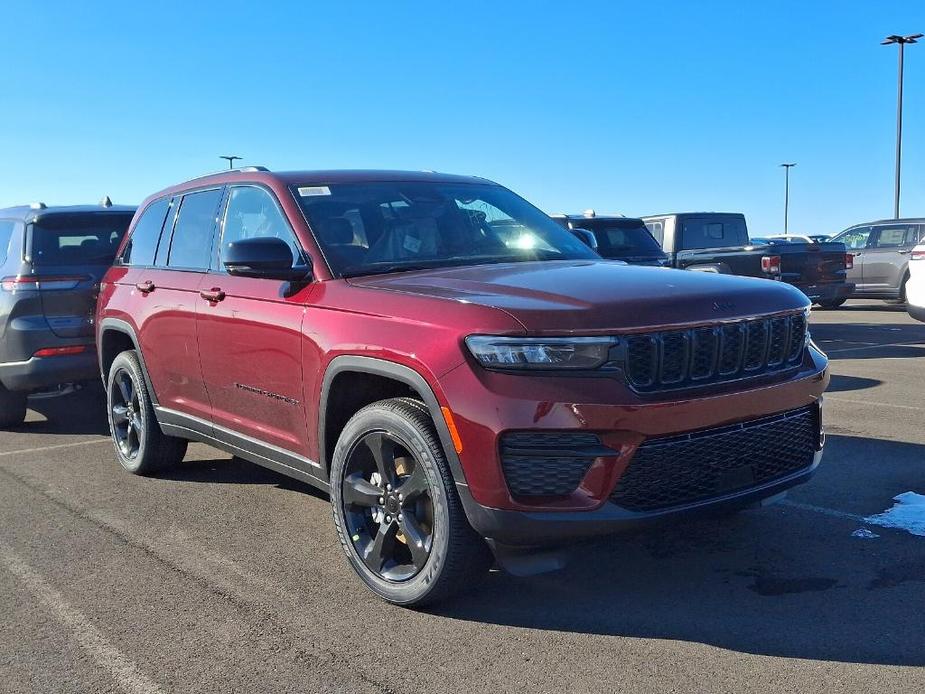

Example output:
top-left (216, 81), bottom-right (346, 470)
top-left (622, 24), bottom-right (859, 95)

top-left (223, 237), bottom-right (311, 281)
top-left (571, 227), bottom-right (599, 250)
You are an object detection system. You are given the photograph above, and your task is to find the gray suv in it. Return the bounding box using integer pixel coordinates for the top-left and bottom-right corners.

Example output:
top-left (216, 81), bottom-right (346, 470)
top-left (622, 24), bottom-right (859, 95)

top-left (0, 202), bottom-right (135, 426)
top-left (831, 219), bottom-right (924, 305)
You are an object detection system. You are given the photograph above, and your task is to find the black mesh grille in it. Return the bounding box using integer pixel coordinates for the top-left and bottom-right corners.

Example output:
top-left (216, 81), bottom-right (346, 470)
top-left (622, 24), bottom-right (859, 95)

top-left (610, 405), bottom-right (819, 512)
top-left (623, 312), bottom-right (806, 393)
top-left (500, 432), bottom-right (613, 497)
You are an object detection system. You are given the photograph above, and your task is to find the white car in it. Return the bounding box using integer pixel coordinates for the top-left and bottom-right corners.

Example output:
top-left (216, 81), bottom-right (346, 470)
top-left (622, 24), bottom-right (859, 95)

top-left (908, 241), bottom-right (925, 322)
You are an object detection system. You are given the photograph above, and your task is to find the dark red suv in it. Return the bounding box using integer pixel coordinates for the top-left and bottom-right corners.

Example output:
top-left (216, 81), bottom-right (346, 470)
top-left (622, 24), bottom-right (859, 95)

top-left (97, 168), bottom-right (828, 605)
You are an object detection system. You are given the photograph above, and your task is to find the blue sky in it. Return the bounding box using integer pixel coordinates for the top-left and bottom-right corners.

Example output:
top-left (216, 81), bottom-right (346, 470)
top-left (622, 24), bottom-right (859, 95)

top-left (1, 0), bottom-right (923, 234)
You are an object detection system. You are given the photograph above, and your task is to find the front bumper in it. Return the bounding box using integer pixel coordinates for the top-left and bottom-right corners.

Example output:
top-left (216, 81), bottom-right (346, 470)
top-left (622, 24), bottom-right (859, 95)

top-left (0, 349), bottom-right (98, 392)
top-left (458, 448), bottom-right (822, 545)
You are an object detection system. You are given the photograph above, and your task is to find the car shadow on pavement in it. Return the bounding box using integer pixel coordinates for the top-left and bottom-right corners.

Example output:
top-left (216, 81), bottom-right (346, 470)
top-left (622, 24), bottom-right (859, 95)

top-left (160, 456), bottom-right (330, 501)
top-left (826, 374), bottom-right (883, 392)
top-left (433, 433), bottom-right (925, 667)
top-left (11, 384), bottom-right (110, 436)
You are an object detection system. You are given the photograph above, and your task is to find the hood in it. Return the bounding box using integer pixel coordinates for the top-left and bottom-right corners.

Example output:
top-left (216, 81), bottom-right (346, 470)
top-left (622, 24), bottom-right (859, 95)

top-left (347, 260), bottom-right (810, 333)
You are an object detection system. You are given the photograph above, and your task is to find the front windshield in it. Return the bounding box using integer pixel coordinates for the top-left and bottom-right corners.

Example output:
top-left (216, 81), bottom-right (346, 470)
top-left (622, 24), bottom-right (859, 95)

top-left (290, 181), bottom-right (598, 278)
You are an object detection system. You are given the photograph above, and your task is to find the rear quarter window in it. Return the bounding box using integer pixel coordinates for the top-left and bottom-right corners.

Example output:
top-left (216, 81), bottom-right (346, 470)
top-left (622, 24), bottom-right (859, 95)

top-left (30, 213), bottom-right (135, 266)
top-left (0, 220), bottom-right (16, 265)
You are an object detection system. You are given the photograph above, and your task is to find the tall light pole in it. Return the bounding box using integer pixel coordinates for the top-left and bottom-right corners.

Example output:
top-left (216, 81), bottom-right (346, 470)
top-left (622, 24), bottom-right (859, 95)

top-left (220, 155), bottom-right (242, 170)
top-left (780, 163), bottom-right (796, 235)
top-left (882, 33), bottom-right (922, 219)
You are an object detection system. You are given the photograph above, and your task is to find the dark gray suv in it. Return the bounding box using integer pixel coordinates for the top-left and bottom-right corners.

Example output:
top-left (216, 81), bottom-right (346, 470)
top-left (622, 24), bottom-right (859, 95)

top-left (0, 202), bottom-right (134, 426)
top-left (832, 219), bottom-right (924, 304)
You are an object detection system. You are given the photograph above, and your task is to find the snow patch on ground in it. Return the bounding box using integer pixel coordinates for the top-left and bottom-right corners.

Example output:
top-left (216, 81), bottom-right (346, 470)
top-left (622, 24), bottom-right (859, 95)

top-left (865, 492), bottom-right (925, 537)
top-left (851, 528), bottom-right (880, 539)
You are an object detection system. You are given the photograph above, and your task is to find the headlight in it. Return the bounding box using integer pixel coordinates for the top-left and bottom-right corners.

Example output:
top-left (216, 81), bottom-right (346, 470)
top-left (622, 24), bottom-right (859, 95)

top-left (465, 335), bottom-right (616, 370)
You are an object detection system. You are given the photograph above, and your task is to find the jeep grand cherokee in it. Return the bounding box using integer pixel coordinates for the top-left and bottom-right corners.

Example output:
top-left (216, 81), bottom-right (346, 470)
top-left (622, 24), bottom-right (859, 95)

top-left (96, 168), bottom-right (828, 605)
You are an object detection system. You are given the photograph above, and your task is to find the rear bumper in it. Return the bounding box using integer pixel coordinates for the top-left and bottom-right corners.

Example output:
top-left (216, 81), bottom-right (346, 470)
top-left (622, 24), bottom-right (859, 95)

top-left (458, 448), bottom-right (822, 546)
top-left (798, 282), bottom-right (855, 302)
top-left (0, 350), bottom-right (98, 392)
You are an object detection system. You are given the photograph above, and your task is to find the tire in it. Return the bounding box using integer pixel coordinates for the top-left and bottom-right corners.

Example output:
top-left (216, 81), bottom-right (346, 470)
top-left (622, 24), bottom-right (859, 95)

top-left (106, 350), bottom-right (187, 475)
top-left (330, 397), bottom-right (491, 606)
top-left (900, 275), bottom-right (909, 304)
top-left (816, 298), bottom-right (847, 309)
top-left (0, 385), bottom-right (27, 428)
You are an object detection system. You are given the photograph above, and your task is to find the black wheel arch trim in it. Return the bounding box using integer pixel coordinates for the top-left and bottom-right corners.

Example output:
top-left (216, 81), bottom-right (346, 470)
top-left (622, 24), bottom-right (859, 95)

top-left (98, 318), bottom-right (160, 407)
top-left (318, 356), bottom-right (469, 490)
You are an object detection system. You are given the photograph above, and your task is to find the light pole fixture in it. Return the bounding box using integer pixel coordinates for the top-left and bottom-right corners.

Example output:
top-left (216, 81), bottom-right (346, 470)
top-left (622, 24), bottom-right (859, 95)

top-left (220, 155), bottom-right (242, 170)
top-left (882, 33), bottom-right (922, 219)
top-left (780, 163), bottom-right (796, 235)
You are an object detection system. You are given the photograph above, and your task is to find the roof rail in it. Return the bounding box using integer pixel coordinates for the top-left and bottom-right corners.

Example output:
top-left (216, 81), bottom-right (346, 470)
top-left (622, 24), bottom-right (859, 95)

top-left (184, 165), bottom-right (270, 184)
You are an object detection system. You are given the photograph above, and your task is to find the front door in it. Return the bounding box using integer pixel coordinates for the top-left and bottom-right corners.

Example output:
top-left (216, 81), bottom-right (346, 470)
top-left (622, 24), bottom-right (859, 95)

top-left (196, 185), bottom-right (314, 460)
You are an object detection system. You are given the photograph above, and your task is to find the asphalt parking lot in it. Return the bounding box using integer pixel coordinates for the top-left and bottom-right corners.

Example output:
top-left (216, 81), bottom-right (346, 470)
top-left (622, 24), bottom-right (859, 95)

top-left (1, 301), bottom-right (923, 694)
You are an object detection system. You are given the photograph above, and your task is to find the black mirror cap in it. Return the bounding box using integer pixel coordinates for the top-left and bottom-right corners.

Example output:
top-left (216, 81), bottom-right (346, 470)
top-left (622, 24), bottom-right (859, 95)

top-left (570, 227), bottom-right (599, 250)
top-left (223, 237), bottom-right (312, 281)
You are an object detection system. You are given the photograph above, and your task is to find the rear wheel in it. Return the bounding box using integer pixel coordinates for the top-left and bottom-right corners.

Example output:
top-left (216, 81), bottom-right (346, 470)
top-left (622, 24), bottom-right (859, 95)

top-left (106, 350), bottom-right (187, 475)
top-left (0, 385), bottom-right (27, 428)
top-left (816, 298), bottom-right (847, 309)
top-left (330, 397), bottom-right (490, 606)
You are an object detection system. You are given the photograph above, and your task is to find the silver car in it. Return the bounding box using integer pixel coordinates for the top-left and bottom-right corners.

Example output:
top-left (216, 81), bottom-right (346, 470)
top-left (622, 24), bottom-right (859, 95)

top-left (831, 219), bottom-right (924, 304)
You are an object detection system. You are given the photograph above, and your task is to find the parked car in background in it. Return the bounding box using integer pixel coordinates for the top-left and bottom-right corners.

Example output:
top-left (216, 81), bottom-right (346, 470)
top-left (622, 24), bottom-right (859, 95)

top-left (0, 201), bottom-right (135, 426)
top-left (831, 219), bottom-right (924, 305)
top-left (97, 168), bottom-right (828, 605)
top-left (906, 240), bottom-right (925, 322)
top-left (550, 212), bottom-right (669, 266)
top-left (808, 234), bottom-right (833, 243)
top-left (641, 212), bottom-right (853, 307)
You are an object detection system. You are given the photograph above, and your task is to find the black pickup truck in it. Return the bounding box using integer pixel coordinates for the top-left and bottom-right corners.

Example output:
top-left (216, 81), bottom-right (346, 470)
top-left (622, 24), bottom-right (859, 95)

top-left (641, 212), bottom-right (854, 306)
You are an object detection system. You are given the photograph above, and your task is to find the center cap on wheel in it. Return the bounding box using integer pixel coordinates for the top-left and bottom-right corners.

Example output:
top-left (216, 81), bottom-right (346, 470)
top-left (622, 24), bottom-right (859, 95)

top-left (385, 496), bottom-right (400, 515)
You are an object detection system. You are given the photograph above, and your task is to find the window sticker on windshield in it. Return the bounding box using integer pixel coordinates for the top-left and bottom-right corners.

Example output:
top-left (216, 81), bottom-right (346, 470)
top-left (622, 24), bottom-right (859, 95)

top-left (298, 186), bottom-right (331, 197)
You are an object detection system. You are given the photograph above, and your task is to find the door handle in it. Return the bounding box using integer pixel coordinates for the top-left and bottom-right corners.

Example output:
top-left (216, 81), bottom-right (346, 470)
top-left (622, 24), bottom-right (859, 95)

top-left (135, 280), bottom-right (155, 294)
top-left (200, 287), bottom-right (226, 303)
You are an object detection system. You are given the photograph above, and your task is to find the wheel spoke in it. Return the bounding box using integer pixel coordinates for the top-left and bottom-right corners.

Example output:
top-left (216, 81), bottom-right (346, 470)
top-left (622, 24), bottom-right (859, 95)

top-left (363, 521), bottom-right (397, 573)
top-left (111, 404), bottom-right (129, 423)
top-left (400, 514), bottom-right (430, 569)
top-left (132, 416), bottom-right (144, 438)
top-left (396, 462), bottom-right (429, 504)
top-left (363, 433), bottom-right (396, 485)
top-left (342, 474), bottom-right (382, 508)
top-left (117, 374), bottom-right (133, 405)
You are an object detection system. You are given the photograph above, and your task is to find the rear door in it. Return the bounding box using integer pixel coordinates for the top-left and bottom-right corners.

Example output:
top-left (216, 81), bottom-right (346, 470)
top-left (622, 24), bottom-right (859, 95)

top-left (28, 211), bottom-right (134, 338)
top-left (133, 188), bottom-right (223, 421)
top-left (864, 224), bottom-right (915, 294)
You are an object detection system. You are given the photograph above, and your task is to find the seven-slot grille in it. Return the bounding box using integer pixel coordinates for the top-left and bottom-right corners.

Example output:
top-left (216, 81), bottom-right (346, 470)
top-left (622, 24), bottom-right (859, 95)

top-left (623, 311), bottom-right (806, 393)
top-left (500, 431), bottom-right (615, 497)
top-left (610, 404), bottom-right (819, 512)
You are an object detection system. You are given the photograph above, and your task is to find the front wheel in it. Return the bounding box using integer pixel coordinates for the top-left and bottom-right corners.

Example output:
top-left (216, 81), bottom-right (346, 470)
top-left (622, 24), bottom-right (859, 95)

top-left (816, 298), bottom-right (847, 309)
top-left (330, 397), bottom-right (490, 606)
top-left (106, 350), bottom-right (187, 475)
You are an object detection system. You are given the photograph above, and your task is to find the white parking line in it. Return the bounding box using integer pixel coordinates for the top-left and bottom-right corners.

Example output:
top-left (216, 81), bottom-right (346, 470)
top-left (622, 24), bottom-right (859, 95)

top-left (0, 543), bottom-right (166, 694)
top-left (826, 341), bottom-right (925, 354)
top-left (826, 396), bottom-right (924, 411)
top-left (0, 439), bottom-right (109, 458)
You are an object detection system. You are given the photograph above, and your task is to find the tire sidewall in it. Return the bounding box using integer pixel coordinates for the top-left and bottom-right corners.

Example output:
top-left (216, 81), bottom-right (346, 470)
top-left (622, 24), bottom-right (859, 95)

top-left (331, 406), bottom-right (452, 605)
top-left (106, 352), bottom-right (150, 473)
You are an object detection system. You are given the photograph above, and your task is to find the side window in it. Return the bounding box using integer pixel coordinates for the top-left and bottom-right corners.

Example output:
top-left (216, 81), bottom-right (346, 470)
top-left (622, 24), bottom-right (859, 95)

top-left (644, 221), bottom-right (664, 245)
top-left (122, 198), bottom-right (169, 266)
top-left (908, 225), bottom-right (924, 246)
top-left (870, 225), bottom-right (909, 249)
top-left (838, 226), bottom-right (871, 250)
top-left (166, 189), bottom-right (224, 270)
top-left (221, 187), bottom-right (303, 265)
top-left (0, 220), bottom-right (16, 265)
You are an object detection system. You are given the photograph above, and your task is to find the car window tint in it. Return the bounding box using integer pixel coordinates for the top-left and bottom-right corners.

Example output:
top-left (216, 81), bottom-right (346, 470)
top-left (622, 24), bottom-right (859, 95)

top-left (122, 198), bottom-right (169, 266)
top-left (680, 217), bottom-right (747, 249)
top-left (0, 220), bottom-right (15, 265)
top-left (167, 189), bottom-right (223, 269)
top-left (838, 227), bottom-right (871, 250)
top-left (30, 213), bottom-right (134, 267)
top-left (872, 226), bottom-right (910, 248)
top-left (222, 187), bottom-right (303, 265)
